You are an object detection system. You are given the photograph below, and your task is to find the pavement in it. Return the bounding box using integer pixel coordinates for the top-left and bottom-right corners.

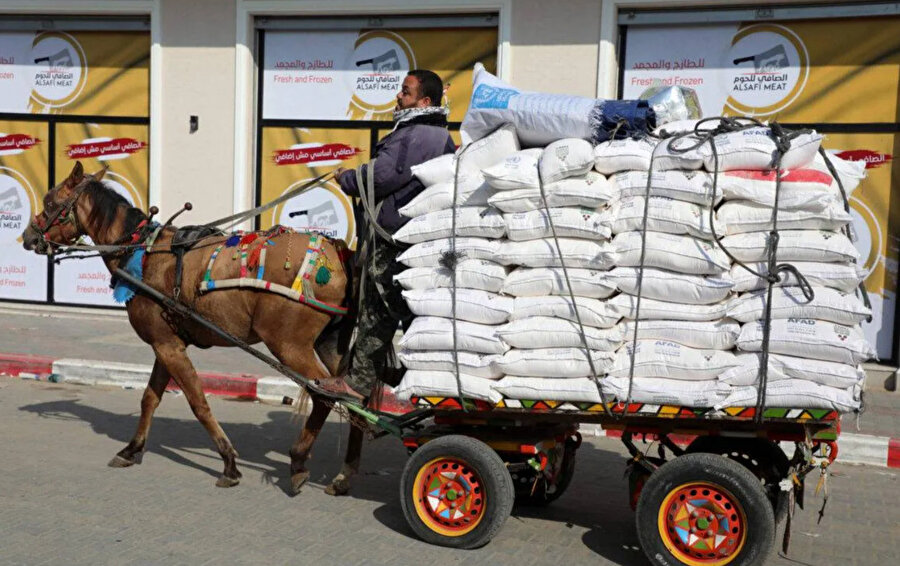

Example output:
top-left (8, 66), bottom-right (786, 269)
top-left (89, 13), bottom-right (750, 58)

top-left (1, 376), bottom-right (899, 566)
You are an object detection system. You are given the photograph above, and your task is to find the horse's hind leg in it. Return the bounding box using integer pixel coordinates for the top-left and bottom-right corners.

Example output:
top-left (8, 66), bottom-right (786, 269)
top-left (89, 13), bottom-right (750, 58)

top-left (155, 341), bottom-right (242, 487)
top-left (109, 359), bottom-right (170, 468)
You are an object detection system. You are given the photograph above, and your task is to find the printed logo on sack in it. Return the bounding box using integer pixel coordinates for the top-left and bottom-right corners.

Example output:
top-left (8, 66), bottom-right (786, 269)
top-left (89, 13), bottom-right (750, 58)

top-left (0, 133), bottom-right (40, 157)
top-left (345, 31), bottom-right (415, 119)
top-left (30, 31), bottom-right (88, 110)
top-left (0, 166), bottom-right (39, 244)
top-left (273, 178), bottom-right (355, 246)
top-left (471, 83), bottom-right (517, 109)
top-left (273, 143), bottom-right (363, 167)
top-left (726, 24), bottom-right (809, 116)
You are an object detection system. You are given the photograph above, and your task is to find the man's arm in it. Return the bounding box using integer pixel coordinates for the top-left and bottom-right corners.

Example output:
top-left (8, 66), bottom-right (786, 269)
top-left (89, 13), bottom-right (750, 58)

top-left (336, 166), bottom-right (362, 197)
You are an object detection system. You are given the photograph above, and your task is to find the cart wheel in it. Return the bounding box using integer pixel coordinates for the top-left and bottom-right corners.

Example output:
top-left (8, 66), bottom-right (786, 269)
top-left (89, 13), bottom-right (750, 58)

top-left (636, 453), bottom-right (775, 566)
top-left (400, 435), bottom-right (514, 549)
top-left (515, 436), bottom-right (578, 506)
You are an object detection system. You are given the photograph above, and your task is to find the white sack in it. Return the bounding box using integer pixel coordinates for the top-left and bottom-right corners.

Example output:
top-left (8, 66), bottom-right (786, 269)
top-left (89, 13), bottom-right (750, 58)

top-left (492, 376), bottom-right (603, 403)
top-left (593, 138), bottom-right (656, 175)
top-left (720, 230), bottom-right (860, 264)
top-left (727, 286), bottom-right (871, 325)
top-left (398, 316), bottom-right (509, 354)
top-left (488, 171), bottom-right (616, 212)
top-left (399, 174), bottom-right (494, 218)
top-left (505, 208), bottom-right (612, 241)
top-left (397, 350), bottom-right (504, 379)
top-left (619, 319), bottom-right (741, 350)
top-left (413, 124), bottom-right (520, 185)
top-left (705, 128), bottom-right (822, 171)
top-left (737, 319), bottom-right (875, 365)
top-left (611, 170), bottom-right (717, 205)
top-left (609, 196), bottom-right (723, 240)
top-left (402, 288), bottom-right (513, 324)
top-left (461, 63), bottom-right (599, 147)
top-left (498, 316), bottom-right (625, 351)
top-left (811, 151), bottom-right (867, 196)
top-left (719, 352), bottom-right (865, 389)
top-left (393, 207), bottom-right (506, 244)
top-left (393, 370), bottom-right (502, 404)
top-left (602, 376), bottom-right (726, 408)
top-left (540, 138), bottom-right (595, 183)
top-left (502, 267), bottom-right (617, 299)
top-left (717, 380), bottom-right (860, 413)
top-left (717, 169), bottom-right (836, 210)
top-left (610, 340), bottom-right (739, 380)
top-left (613, 231), bottom-right (731, 274)
top-left (394, 260), bottom-right (508, 293)
top-left (608, 294), bottom-right (730, 321)
top-left (411, 154), bottom-right (456, 187)
top-left (512, 296), bottom-right (619, 328)
top-left (397, 238), bottom-right (499, 268)
top-left (482, 148), bottom-right (544, 190)
top-left (718, 199), bottom-right (851, 235)
top-left (495, 348), bottom-right (615, 378)
top-left (730, 261), bottom-right (864, 294)
top-left (608, 267), bottom-right (734, 305)
top-left (495, 238), bottom-right (616, 269)
top-left (651, 135), bottom-right (708, 170)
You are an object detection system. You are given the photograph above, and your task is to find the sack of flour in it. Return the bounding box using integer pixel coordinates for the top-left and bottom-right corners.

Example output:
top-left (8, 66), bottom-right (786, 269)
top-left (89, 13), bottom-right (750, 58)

top-left (717, 379), bottom-right (860, 413)
top-left (613, 231), bottom-right (731, 274)
top-left (611, 170), bottom-right (717, 205)
top-left (719, 230), bottom-right (860, 264)
top-left (608, 267), bottom-right (734, 305)
top-left (541, 138), bottom-right (594, 183)
top-left (482, 148), bottom-right (544, 190)
top-left (498, 316), bottom-right (625, 351)
top-left (502, 267), bottom-right (617, 299)
top-left (593, 138), bottom-right (656, 174)
top-left (397, 350), bottom-right (504, 379)
top-left (398, 316), bottom-right (509, 354)
top-left (495, 238), bottom-right (616, 269)
top-left (487, 171), bottom-right (616, 212)
top-left (602, 375), bottom-right (727, 408)
top-left (705, 128), bottom-right (822, 171)
top-left (607, 294), bottom-right (729, 321)
top-left (811, 151), bottom-right (867, 196)
top-left (394, 260), bottom-right (509, 293)
top-left (399, 174), bottom-right (494, 218)
top-left (719, 352), bottom-right (865, 389)
top-left (411, 124), bottom-right (519, 185)
top-left (505, 208), bottom-right (612, 241)
top-left (717, 169), bottom-right (835, 210)
top-left (512, 296), bottom-right (620, 328)
top-left (652, 135), bottom-right (708, 170)
top-left (737, 319), bottom-right (875, 365)
top-left (619, 319), bottom-right (741, 350)
top-left (393, 207), bottom-right (506, 244)
top-left (609, 196), bottom-right (723, 240)
top-left (718, 199), bottom-right (851, 234)
top-left (495, 347), bottom-right (615, 378)
top-left (493, 376), bottom-right (603, 403)
top-left (394, 370), bottom-right (502, 403)
top-left (727, 286), bottom-right (871, 325)
top-left (730, 261), bottom-right (864, 294)
top-left (402, 288), bottom-right (514, 324)
top-left (610, 340), bottom-right (739, 380)
top-left (398, 238), bottom-right (499, 268)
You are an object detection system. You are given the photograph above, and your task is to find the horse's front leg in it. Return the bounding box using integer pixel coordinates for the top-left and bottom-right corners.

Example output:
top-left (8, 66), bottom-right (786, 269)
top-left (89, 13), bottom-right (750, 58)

top-left (109, 359), bottom-right (170, 468)
top-left (289, 395), bottom-right (332, 494)
top-left (324, 423), bottom-right (363, 496)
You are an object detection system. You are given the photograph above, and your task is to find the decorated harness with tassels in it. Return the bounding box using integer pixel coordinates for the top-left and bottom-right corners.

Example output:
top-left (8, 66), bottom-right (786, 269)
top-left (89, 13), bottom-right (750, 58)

top-left (198, 228), bottom-right (348, 316)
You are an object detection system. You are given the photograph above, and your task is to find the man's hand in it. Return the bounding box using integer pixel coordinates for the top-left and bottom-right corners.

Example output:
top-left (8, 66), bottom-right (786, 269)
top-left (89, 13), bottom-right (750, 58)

top-left (333, 166), bottom-right (348, 180)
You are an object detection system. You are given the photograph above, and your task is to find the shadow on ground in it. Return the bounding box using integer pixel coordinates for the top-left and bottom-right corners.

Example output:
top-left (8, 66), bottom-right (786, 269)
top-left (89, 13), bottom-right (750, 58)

top-left (19, 397), bottom-right (649, 565)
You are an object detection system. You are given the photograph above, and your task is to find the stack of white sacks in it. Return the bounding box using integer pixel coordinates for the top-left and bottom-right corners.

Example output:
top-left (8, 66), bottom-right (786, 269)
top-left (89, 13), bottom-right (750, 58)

top-left (391, 120), bottom-right (874, 413)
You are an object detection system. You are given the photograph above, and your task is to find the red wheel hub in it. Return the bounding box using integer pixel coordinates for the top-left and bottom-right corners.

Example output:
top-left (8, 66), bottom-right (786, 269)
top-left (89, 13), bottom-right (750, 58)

top-left (413, 458), bottom-right (485, 536)
top-left (659, 482), bottom-right (746, 565)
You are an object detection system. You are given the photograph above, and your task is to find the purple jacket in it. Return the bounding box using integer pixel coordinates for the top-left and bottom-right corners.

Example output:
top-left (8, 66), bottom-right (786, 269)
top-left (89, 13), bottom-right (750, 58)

top-left (338, 121), bottom-right (455, 234)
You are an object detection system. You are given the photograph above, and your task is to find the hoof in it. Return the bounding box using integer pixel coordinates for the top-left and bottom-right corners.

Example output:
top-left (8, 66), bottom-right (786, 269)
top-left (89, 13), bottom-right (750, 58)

top-left (108, 455), bottom-right (136, 468)
top-left (324, 477), bottom-right (350, 497)
top-left (291, 471), bottom-right (311, 494)
top-left (215, 475), bottom-right (241, 488)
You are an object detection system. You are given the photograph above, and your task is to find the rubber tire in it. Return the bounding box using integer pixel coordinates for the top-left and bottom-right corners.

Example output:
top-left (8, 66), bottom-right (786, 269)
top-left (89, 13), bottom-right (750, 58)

top-left (636, 452), bottom-right (776, 566)
top-left (515, 440), bottom-right (577, 507)
top-left (400, 435), bottom-right (515, 549)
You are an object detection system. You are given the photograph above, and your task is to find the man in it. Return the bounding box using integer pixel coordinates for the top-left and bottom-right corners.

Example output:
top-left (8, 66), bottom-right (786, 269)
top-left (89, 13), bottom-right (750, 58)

top-left (323, 69), bottom-right (455, 400)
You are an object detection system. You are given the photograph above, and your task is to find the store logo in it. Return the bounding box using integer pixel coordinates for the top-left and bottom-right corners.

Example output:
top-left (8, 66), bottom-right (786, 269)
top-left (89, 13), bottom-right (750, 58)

top-left (835, 149), bottom-right (892, 169)
top-left (66, 137), bottom-right (146, 160)
top-left (0, 167), bottom-right (38, 244)
top-left (0, 133), bottom-right (40, 156)
top-left (273, 143), bottom-right (363, 167)
top-left (30, 31), bottom-right (88, 110)
top-left (345, 30), bottom-right (416, 119)
top-left (726, 24), bottom-right (809, 116)
top-left (273, 179), bottom-right (355, 246)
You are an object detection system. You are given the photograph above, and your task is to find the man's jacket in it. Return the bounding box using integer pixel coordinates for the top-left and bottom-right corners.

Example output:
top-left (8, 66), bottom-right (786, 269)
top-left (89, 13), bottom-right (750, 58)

top-left (338, 118), bottom-right (455, 234)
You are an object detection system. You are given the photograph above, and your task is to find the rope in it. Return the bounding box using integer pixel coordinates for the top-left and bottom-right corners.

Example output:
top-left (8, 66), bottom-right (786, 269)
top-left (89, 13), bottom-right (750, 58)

top-left (448, 145), bottom-right (470, 411)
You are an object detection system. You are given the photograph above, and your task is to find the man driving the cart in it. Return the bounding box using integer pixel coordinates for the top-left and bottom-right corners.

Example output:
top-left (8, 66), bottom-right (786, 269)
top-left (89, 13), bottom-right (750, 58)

top-left (319, 69), bottom-right (456, 401)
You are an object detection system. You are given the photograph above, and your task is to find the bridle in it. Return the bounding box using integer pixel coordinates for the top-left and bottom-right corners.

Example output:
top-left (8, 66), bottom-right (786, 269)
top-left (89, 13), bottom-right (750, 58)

top-left (29, 183), bottom-right (88, 248)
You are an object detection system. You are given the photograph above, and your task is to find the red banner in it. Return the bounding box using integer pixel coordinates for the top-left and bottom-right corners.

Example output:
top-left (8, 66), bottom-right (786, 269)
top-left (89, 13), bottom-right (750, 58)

top-left (273, 143), bottom-right (363, 166)
top-left (835, 149), bottom-right (892, 169)
top-left (65, 138), bottom-right (146, 159)
top-left (0, 133), bottom-right (40, 151)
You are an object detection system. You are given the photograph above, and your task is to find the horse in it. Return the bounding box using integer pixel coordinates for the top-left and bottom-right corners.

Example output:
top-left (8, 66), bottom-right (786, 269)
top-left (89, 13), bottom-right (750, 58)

top-left (22, 161), bottom-right (365, 495)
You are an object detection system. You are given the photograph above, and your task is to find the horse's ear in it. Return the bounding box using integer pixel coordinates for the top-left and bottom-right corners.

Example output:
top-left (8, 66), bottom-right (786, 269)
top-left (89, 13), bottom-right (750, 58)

top-left (65, 162), bottom-right (85, 188)
top-left (92, 165), bottom-right (109, 182)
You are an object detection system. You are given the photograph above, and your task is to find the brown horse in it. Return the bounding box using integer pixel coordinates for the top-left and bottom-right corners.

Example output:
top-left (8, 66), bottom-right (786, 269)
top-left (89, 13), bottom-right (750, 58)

top-left (22, 161), bottom-right (365, 495)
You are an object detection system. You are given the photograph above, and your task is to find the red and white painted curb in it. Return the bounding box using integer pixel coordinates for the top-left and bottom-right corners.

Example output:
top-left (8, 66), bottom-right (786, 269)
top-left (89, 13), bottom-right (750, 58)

top-left (1, 353), bottom-right (895, 468)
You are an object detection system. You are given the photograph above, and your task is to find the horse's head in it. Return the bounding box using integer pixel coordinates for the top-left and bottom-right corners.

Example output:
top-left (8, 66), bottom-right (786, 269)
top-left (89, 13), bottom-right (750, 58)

top-left (22, 161), bottom-right (107, 255)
